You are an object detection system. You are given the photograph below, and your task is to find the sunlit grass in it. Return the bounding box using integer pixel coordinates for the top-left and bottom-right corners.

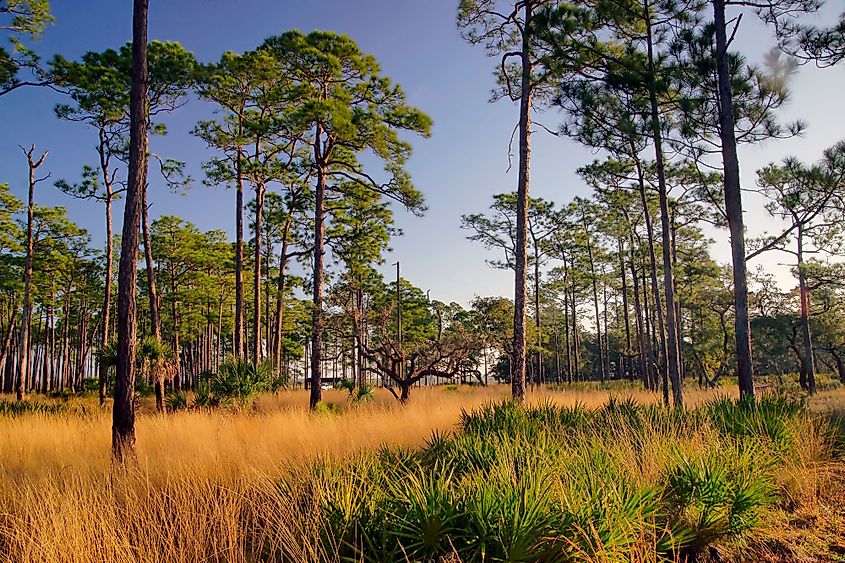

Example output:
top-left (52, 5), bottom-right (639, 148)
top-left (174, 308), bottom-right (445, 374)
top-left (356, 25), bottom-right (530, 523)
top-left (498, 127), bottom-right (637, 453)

top-left (0, 383), bottom-right (841, 562)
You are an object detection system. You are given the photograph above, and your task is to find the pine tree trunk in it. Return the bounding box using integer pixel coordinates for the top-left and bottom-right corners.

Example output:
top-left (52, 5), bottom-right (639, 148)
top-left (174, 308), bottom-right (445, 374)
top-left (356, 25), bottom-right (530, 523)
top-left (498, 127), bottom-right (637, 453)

top-left (713, 0), bottom-right (754, 399)
top-left (511, 0), bottom-right (534, 402)
top-left (273, 233), bottom-right (289, 371)
top-left (632, 148), bottom-right (669, 403)
top-left (796, 226), bottom-right (816, 394)
top-left (100, 186), bottom-right (113, 405)
top-left (253, 180), bottom-right (265, 365)
top-left (644, 0), bottom-right (683, 407)
top-left (113, 0), bottom-right (148, 461)
top-left (17, 149), bottom-right (41, 401)
top-left (310, 127), bottom-right (327, 410)
top-left (234, 141), bottom-right (245, 358)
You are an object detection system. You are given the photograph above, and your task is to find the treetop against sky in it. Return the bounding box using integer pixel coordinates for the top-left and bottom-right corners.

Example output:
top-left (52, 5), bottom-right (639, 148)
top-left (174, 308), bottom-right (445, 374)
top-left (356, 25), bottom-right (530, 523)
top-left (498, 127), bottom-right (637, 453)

top-left (1, 0), bottom-right (843, 305)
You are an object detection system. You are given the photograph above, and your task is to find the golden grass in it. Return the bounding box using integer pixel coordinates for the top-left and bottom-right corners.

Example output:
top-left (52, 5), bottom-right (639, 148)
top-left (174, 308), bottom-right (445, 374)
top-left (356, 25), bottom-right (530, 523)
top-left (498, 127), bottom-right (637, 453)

top-left (0, 384), bottom-right (839, 562)
top-left (0, 384), bottom-right (735, 484)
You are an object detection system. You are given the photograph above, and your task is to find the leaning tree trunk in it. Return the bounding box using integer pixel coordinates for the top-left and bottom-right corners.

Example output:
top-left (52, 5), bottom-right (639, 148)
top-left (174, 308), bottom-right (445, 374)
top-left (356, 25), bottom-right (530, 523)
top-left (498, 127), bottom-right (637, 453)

top-left (713, 0), bottom-right (754, 399)
top-left (113, 0), bottom-right (148, 461)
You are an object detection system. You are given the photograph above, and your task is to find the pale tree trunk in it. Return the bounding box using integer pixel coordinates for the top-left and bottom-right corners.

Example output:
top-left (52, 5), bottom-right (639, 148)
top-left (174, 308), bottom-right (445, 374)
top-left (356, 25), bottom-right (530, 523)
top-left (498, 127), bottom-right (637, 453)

top-left (713, 0), bottom-right (754, 399)
top-left (98, 133), bottom-right (115, 406)
top-left (113, 0), bottom-right (148, 461)
top-left (512, 0), bottom-right (534, 401)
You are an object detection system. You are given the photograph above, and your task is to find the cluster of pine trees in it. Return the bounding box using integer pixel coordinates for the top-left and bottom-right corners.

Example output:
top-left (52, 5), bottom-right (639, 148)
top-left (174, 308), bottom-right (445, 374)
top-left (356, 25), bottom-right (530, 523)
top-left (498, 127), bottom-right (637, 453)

top-left (1, 1), bottom-right (844, 458)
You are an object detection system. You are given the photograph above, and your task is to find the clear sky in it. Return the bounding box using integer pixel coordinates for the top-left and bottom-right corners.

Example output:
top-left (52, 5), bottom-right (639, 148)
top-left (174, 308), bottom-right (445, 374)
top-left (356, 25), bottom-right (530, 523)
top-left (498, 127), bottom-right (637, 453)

top-left (1, 0), bottom-right (843, 306)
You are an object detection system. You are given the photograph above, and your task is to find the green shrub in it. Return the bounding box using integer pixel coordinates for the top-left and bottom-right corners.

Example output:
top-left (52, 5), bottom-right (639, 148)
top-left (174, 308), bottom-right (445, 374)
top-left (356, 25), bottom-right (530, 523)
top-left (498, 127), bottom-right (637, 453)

top-left (705, 394), bottom-right (806, 450)
top-left (0, 399), bottom-right (66, 416)
top-left (165, 389), bottom-right (187, 411)
top-left (665, 443), bottom-right (776, 556)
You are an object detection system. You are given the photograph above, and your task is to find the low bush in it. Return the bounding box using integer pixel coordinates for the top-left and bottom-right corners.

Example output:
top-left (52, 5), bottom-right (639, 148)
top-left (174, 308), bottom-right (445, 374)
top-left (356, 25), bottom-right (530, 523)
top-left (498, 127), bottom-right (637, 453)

top-left (280, 395), bottom-right (828, 562)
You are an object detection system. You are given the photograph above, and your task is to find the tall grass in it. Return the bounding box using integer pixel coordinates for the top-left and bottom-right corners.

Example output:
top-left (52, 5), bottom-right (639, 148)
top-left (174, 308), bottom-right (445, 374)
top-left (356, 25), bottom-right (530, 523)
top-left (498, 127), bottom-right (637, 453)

top-left (0, 385), bottom-right (841, 562)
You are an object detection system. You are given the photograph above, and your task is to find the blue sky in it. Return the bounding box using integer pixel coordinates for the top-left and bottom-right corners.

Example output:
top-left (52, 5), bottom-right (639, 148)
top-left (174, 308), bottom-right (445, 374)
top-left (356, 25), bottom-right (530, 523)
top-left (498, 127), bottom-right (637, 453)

top-left (1, 0), bottom-right (843, 305)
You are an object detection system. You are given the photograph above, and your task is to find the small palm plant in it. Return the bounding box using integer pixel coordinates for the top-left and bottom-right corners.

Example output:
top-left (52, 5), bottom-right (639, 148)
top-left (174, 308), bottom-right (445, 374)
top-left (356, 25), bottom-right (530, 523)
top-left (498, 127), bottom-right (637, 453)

top-left (210, 357), bottom-right (272, 404)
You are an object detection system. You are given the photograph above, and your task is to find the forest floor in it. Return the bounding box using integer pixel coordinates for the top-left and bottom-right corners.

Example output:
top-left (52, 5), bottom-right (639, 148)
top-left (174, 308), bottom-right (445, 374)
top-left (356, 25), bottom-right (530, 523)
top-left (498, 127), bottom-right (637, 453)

top-left (0, 381), bottom-right (843, 562)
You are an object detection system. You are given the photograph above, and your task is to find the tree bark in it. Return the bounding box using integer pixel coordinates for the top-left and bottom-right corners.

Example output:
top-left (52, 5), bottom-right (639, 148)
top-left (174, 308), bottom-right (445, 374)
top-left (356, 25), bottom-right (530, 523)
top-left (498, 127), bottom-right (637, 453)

top-left (113, 0), bottom-right (148, 461)
top-left (511, 0), bottom-right (534, 402)
top-left (644, 0), bottom-right (683, 407)
top-left (17, 147), bottom-right (46, 401)
top-left (272, 226), bottom-right (290, 372)
top-left (632, 148), bottom-right (669, 403)
top-left (713, 0), bottom-right (754, 399)
top-left (252, 179), bottom-right (265, 365)
top-left (234, 146), bottom-right (245, 358)
top-left (796, 225), bottom-right (816, 394)
top-left (310, 125), bottom-right (327, 410)
top-left (141, 188), bottom-right (164, 412)
top-left (99, 181), bottom-right (113, 406)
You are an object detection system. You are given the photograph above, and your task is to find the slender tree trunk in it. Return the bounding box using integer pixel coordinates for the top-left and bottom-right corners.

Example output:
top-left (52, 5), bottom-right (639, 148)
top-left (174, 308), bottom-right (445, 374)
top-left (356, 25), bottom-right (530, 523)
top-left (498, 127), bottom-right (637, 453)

top-left (17, 147), bottom-right (46, 401)
top-left (533, 246), bottom-right (542, 385)
top-left (562, 263), bottom-right (572, 383)
top-left (632, 148), bottom-right (669, 404)
top-left (796, 226), bottom-right (816, 394)
top-left (628, 237), bottom-right (649, 387)
top-left (713, 0), bottom-right (754, 399)
top-left (310, 129), bottom-right (327, 410)
top-left (619, 238), bottom-right (633, 380)
top-left (584, 221), bottom-right (605, 383)
top-left (99, 187), bottom-right (114, 405)
top-left (0, 312), bottom-right (16, 390)
top-left (511, 0), bottom-right (534, 401)
top-left (644, 0), bottom-right (683, 407)
top-left (273, 229), bottom-right (290, 371)
top-left (234, 144), bottom-right (245, 358)
top-left (113, 0), bottom-right (148, 461)
top-left (141, 190), bottom-right (164, 412)
top-left (253, 179), bottom-right (265, 365)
